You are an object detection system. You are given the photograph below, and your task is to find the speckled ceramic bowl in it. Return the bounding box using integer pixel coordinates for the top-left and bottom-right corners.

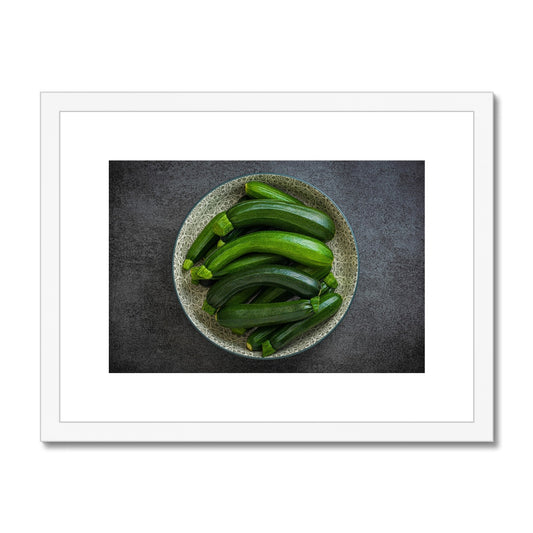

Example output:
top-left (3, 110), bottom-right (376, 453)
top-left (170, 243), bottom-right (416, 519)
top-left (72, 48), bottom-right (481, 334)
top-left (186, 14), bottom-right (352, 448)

top-left (172, 174), bottom-right (359, 359)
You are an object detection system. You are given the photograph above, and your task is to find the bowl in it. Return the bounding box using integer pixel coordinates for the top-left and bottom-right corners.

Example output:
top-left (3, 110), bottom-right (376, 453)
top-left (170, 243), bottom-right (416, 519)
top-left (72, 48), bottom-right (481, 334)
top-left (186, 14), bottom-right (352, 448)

top-left (172, 174), bottom-right (359, 359)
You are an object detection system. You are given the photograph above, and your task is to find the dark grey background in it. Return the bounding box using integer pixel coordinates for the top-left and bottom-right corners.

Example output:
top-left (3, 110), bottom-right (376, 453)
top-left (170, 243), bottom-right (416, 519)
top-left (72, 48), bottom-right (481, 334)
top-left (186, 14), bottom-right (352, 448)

top-left (109, 161), bottom-right (424, 373)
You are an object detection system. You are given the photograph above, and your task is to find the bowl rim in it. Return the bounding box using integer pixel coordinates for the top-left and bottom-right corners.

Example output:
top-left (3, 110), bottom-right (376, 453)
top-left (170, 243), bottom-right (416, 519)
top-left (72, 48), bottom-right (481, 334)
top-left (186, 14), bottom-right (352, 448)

top-left (172, 172), bottom-right (360, 360)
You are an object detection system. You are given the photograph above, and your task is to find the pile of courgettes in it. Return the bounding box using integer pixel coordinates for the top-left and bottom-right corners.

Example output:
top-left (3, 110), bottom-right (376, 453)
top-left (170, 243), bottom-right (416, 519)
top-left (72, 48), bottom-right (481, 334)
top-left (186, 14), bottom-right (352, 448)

top-left (182, 180), bottom-right (343, 357)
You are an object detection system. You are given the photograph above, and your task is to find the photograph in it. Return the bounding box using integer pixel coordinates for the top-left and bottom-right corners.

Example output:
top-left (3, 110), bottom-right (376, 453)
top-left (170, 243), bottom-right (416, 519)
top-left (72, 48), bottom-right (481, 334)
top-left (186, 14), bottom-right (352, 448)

top-left (42, 91), bottom-right (490, 442)
top-left (109, 160), bottom-right (425, 373)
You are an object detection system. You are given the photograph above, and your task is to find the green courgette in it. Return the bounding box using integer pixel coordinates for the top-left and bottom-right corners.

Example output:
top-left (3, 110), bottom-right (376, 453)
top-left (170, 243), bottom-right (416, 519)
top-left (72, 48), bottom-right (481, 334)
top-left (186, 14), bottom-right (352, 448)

top-left (216, 297), bottom-right (321, 329)
top-left (195, 231), bottom-right (333, 280)
top-left (251, 263), bottom-right (334, 305)
top-left (190, 253), bottom-right (285, 283)
top-left (261, 293), bottom-right (343, 357)
top-left (244, 181), bottom-right (304, 205)
top-left (213, 200), bottom-right (335, 242)
top-left (201, 264), bottom-right (322, 315)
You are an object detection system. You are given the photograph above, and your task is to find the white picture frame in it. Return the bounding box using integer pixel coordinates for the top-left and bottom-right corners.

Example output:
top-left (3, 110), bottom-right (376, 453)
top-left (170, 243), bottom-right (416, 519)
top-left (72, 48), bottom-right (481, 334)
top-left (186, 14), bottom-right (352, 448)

top-left (41, 92), bottom-right (493, 442)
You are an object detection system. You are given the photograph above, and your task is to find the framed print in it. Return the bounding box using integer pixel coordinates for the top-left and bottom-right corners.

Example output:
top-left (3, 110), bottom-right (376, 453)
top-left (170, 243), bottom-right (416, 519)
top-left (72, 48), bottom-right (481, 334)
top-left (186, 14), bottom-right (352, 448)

top-left (40, 92), bottom-right (493, 442)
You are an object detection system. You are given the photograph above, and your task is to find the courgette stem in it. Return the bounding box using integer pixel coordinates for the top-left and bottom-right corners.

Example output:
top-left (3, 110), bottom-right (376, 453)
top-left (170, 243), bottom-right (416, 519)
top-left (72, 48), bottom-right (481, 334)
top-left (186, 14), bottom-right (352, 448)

top-left (323, 272), bottom-right (338, 289)
top-left (190, 267), bottom-right (215, 286)
top-left (196, 265), bottom-right (213, 279)
top-left (213, 213), bottom-right (234, 236)
top-left (202, 301), bottom-right (217, 315)
top-left (261, 341), bottom-right (276, 357)
top-left (310, 296), bottom-right (321, 313)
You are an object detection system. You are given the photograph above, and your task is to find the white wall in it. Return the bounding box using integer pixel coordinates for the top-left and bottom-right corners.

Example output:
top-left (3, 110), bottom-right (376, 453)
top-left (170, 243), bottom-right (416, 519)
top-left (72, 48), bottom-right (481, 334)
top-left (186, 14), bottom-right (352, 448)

top-left (0, 1), bottom-right (528, 532)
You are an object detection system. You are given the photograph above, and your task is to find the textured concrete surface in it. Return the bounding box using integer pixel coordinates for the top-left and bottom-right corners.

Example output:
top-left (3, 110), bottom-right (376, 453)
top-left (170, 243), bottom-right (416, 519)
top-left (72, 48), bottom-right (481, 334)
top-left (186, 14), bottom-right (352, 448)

top-left (109, 161), bottom-right (424, 373)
